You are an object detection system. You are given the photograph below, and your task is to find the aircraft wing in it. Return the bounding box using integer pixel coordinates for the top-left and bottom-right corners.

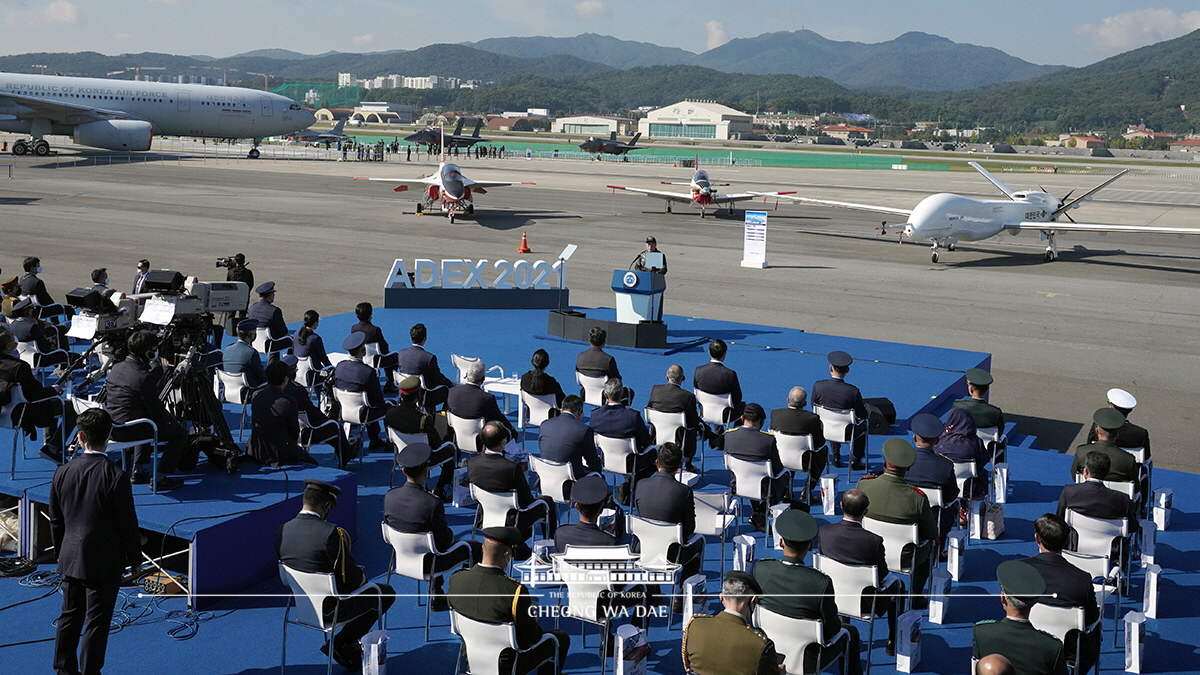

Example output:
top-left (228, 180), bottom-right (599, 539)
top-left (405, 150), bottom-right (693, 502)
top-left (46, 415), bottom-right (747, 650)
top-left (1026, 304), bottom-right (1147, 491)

top-left (751, 192), bottom-right (913, 217)
top-left (1010, 221), bottom-right (1200, 236)
top-left (465, 180), bottom-right (535, 189)
top-left (607, 185), bottom-right (694, 204)
top-left (0, 92), bottom-right (129, 124)
top-left (711, 191), bottom-right (796, 204)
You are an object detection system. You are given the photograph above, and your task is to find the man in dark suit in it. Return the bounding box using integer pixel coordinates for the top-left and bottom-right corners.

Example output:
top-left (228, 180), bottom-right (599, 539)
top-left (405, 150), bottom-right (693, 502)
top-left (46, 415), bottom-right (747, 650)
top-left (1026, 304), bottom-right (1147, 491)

top-left (633, 442), bottom-right (703, 608)
top-left (952, 368), bottom-right (1005, 430)
top-left (1057, 451), bottom-right (1139, 559)
top-left (972, 560), bottom-right (1068, 675)
top-left (279, 355), bottom-right (353, 468)
top-left (132, 259), bottom-right (150, 295)
top-left (819, 488), bottom-right (900, 654)
top-left (724, 403), bottom-right (789, 531)
top-left (19, 255), bottom-right (58, 307)
top-left (332, 331), bottom-right (389, 450)
top-left (50, 408), bottom-right (141, 675)
top-left (247, 281), bottom-right (292, 359)
top-left (351, 302), bottom-right (400, 395)
top-left (770, 386), bottom-right (827, 499)
top-left (537, 395), bottom-right (600, 479)
top-left (1022, 514), bottom-right (1101, 674)
top-left (1070, 409), bottom-right (1136, 483)
top-left (248, 361), bottom-right (315, 467)
top-left (683, 571), bottom-right (780, 675)
top-left (277, 480), bottom-right (395, 672)
top-left (89, 268), bottom-right (109, 294)
top-left (576, 327), bottom-right (630, 403)
top-left (468, 422), bottom-right (556, 556)
top-left (693, 338), bottom-right (744, 420)
top-left (0, 325), bottom-right (70, 463)
top-left (396, 322), bottom-right (455, 410)
top-left (755, 510), bottom-right (862, 675)
top-left (385, 376), bottom-right (455, 498)
top-left (647, 364), bottom-right (704, 472)
top-left (447, 359), bottom-right (516, 438)
top-left (904, 413), bottom-right (959, 540)
top-left (448, 527), bottom-right (570, 675)
top-left (384, 444), bottom-right (480, 611)
top-left (102, 329), bottom-right (184, 491)
top-left (222, 318), bottom-right (267, 388)
top-left (589, 377), bottom-right (656, 503)
top-left (812, 350), bottom-right (869, 471)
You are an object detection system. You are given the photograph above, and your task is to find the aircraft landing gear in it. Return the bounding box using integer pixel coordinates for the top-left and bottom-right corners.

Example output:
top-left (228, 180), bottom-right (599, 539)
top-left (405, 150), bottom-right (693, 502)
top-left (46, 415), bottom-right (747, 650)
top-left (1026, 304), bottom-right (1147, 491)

top-left (11, 140), bottom-right (28, 156)
top-left (12, 139), bottom-right (50, 156)
top-left (247, 148), bottom-right (260, 159)
top-left (415, 203), bottom-right (424, 215)
top-left (466, 204), bottom-right (475, 216)
top-left (666, 205), bottom-right (673, 214)
top-left (1043, 231), bottom-right (1059, 262)
top-left (930, 239), bottom-right (943, 263)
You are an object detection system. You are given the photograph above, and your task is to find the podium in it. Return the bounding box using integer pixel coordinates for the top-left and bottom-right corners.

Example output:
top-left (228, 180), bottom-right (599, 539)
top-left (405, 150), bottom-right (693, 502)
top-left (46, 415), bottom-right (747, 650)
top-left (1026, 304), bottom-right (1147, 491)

top-left (612, 270), bottom-right (665, 324)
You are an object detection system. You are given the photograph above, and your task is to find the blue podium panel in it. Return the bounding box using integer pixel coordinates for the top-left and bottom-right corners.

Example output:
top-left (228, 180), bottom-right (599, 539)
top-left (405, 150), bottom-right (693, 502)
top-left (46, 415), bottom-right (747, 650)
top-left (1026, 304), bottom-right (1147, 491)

top-left (612, 270), bottom-right (666, 324)
top-left (611, 270), bottom-right (667, 295)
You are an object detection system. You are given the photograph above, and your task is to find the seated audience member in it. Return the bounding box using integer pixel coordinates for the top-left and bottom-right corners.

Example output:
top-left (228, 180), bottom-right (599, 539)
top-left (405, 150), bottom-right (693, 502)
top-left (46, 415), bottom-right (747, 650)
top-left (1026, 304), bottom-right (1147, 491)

top-left (723, 402), bottom-right (789, 531)
top-left (633, 442), bottom-right (703, 611)
top-left (247, 281), bottom-right (292, 359)
top-left (757, 510), bottom-right (863, 675)
top-left (575, 328), bottom-right (632, 402)
top-left (683, 572), bottom-right (780, 675)
top-left (0, 326), bottom-right (71, 463)
top-left (812, 350), bottom-right (869, 470)
top-left (351, 302), bottom-right (399, 394)
top-left (19, 256), bottom-right (59, 308)
top-left (8, 297), bottom-right (69, 356)
top-left (953, 368), bottom-right (1005, 431)
top-left (247, 360), bottom-right (316, 467)
top-left (589, 378), bottom-right (656, 504)
top-left (1070, 408), bottom-right (1137, 483)
top-left (693, 338), bottom-right (744, 419)
top-left (976, 655), bottom-right (1014, 675)
top-left (292, 310), bottom-right (332, 372)
top-left (1057, 450), bottom-right (1139, 560)
top-left (905, 413), bottom-right (960, 539)
top-left (385, 376), bottom-right (455, 499)
top-left (1022, 514), bottom-right (1101, 674)
top-left (769, 386), bottom-right (827, 497)
top-left (447, 360), bottom-right (517, 440)
top-left (332, 332), bottom-right (389, 450)
top-left (223, 318), bottom-right (267, 388)
top-left (396, 323), bottom-right (456, 410)
top-left (467, 423), bottom-right (556, 558)
top-left (384, 443), bottom-right (481, 611)
top-left (937, 407), bottom-right (988, 499)
top-left (520, 349), bottom-right (566, 407)
top-left (972, 561), bottom-right (1067, 675)
top-left (646, 364), bottom-right (704, 473)
top-left (279, 355), bottom-right (353, 468)
top-left (277, 480), bottom-right (395, 672)
top-left (537, 395), bottom-right (600, 479)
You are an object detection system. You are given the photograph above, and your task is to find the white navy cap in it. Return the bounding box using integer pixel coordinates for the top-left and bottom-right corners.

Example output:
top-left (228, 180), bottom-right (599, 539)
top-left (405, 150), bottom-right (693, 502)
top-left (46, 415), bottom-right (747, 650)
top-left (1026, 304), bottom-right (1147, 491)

top-left (1107, 388), bottom-right (1137, 410)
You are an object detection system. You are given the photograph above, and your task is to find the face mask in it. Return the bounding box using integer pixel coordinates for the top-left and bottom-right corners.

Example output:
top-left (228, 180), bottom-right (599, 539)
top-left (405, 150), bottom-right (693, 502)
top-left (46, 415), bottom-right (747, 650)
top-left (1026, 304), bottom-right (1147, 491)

top-left (36, 266), bottom-right (43, 274)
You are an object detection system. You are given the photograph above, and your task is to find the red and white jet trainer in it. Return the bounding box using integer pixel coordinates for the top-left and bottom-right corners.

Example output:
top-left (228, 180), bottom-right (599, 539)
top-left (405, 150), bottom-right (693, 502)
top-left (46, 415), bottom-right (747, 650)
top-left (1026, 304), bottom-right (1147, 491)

top-left (607, 160), bottom-right (793, 218)
top-left (753, 161), bottom-right (1200, 262)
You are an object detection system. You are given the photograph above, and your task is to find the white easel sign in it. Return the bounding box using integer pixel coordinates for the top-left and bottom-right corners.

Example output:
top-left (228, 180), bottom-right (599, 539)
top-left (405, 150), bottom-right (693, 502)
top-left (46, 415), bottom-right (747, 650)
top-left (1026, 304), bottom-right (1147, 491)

top-left (741, 211), bottom-right (768, 269)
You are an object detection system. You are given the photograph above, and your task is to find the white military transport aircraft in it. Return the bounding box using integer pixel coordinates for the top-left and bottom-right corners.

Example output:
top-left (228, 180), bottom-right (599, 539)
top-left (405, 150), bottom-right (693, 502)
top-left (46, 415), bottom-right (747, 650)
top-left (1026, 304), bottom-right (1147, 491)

top-left (0, 72), bottom-right (315, 157)
top-left (753, 162), bottom-right (1200, 262)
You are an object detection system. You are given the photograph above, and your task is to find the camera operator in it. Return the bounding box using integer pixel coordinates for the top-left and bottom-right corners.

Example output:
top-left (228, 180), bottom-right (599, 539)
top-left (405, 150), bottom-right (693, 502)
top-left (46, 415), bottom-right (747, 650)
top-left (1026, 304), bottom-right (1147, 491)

top-left (219, 253), bottom-right (253, 326)
top-left (102, 329), bottom-right (186, 491)
top-left (0, 326), bottom-right (73, 464)
top-left (248, 282), bottom-right (293, 361)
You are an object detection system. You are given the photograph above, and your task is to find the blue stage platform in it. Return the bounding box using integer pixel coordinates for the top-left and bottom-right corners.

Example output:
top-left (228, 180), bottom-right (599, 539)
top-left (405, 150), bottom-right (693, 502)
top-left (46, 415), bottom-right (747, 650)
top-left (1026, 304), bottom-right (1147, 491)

top-left (0, 306), bottom-right (1192, 675)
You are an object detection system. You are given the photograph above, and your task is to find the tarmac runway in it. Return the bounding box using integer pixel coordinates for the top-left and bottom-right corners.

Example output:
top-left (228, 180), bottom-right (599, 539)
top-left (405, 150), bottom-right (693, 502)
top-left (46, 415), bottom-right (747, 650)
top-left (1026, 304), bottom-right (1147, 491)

top-left (1, 151), bottom-right (1197, 471)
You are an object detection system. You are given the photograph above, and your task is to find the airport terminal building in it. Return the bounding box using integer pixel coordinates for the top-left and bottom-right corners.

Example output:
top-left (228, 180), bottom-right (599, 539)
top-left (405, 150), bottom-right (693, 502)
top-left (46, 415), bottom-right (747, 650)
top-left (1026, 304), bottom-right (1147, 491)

top-left (637, 99), bottom-right (753, 140)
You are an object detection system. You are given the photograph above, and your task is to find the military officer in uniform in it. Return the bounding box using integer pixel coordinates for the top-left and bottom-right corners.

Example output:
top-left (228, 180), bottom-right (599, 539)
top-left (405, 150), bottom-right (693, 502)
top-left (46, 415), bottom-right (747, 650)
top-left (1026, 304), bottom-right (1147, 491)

top-left (952, 368), bottom-right (1005, 430)
top-left (332, 332), bottom-right (389, 450)
top-left (855, 439), bottom-right (937, 606)
top-left (1070, 409), bottom-right (1136, 482)
top-left (384, 444), bottom-right (479, 611)
top-left (1085, 388), bottom-right (1150, 501)
top-left (351, 302), bottom-right (400, 395)
top-left (277, 479), bottom-right (395, 671)
top-left (247, 281), bottom-right (292, 359)
top-left (904, 413), bottom-right (959, 540)
top-left (683, 570), bottom-right (782, 675)
top-left (279, 355), bottom-right (354, 468)
top-left (724, 403), bottom-right (789, 531)
top-left (812, 351), bottom-right (869, 470)
top-left (448, 527), bottom-right (570, 675)
top-left (385, 376), bottom-right (455, 500)
top-left (770, 386), bottom-right (827, 502)
top-left (223, 318), bottom-right (267, 388)
top-left (972, 560), bottom-right (1067, 675)
top-left (756, 510), bottom-right (862, 675)
top-left (645, 364), bottom-right (704, 472)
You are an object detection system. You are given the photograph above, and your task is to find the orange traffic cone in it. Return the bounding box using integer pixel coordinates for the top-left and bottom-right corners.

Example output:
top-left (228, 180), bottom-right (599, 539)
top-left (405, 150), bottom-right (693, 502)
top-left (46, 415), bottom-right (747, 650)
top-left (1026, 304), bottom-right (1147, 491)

top-left (517, 231), bottom-right (532, 254)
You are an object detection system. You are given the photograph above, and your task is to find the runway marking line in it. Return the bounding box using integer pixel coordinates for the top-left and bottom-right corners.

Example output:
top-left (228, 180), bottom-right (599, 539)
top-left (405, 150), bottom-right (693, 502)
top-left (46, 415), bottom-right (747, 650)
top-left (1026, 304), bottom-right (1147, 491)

top-left (1037, 292), bottom-right (1070, 298)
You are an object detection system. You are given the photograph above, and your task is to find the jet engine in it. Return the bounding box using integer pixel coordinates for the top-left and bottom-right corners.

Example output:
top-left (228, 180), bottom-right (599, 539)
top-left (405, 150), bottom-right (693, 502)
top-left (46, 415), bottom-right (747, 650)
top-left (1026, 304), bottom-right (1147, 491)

top-left (73, 120), bottom-right (154, 151)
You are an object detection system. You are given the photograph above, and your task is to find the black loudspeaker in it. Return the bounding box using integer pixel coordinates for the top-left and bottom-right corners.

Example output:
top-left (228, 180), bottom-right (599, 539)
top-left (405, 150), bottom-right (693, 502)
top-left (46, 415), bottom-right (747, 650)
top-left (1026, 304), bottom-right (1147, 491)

top-left (143, 270), bottom-right (186, 293)
top-left (863, 397), bottom-right (896, 435)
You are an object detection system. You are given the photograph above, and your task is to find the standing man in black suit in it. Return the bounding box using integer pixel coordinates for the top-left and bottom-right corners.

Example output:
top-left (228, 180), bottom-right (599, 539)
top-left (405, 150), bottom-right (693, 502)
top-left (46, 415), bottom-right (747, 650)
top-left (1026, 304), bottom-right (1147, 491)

top-left (818, 488), bottom-right (900, 655)
top-left (904, 413), bottom-right (959, 540)
top-left (812, 350), bottom-right (869, 471)
top-left (589, 378), bottom-right (656, 504)
top-left (132, 259), bottom-right (150, 295)
top-left (633, 442), bottom-right (703, 613)
top-left (396, 323), bottom-right (455, 409)
top-left (102, 329), bottom-right (185, 491)
top-left (332, 332), bottom-right (389, 450)
top-left (50, 408), bottom-right (142, 675)
top-left (645, 364), bottom-right (704, 473)
top-left (384, 444), bottom-right (480, 611)
top-left (1022, 514), bottom-right (1101, 674)
top-left (447, 360), bottom-right (516, 439)
top-left (247, 281), bottom-right (292, 359)
top-left (770, 386), bottom-right (827, 499)
top-left (351, 302), bottom-right (400, 395)
top-left (277, 479), bottom-right (395, 671)
top-left (723, 403), bottom-right (789, 531)
top-left (247, 361), bottom-right (316, 467)
top-left (467, 422), bottom-right (555, 557)
top-left (693, 338), bottom-right (744, 420)
top-left (537, 395), bottom-right (600, 478)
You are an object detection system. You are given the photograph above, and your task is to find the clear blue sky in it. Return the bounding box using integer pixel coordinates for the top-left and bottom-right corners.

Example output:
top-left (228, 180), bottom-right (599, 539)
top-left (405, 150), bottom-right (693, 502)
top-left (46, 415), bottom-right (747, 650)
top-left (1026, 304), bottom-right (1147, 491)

top-left (3, 0), bottom-right (1200, 67)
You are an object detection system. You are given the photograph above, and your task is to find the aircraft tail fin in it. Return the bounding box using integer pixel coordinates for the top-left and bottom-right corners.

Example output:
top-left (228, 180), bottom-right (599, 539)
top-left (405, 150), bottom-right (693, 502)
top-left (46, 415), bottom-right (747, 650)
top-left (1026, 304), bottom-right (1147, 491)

top-left (452, 118), bottom-right (465, 136)
top-left (609, 131), bottom-right (617, 142)
top-left (629, 132), bottom-right (641, 146)
top-left (329, 118), bottom-right (346, 135)
top-left (472, 118), bottom-right (483, 137)
top-left (440, 126), bottom-right (446, 163)
top-left (969, 161), bottom-right (1016, 199)
top-left (1051, 169), bottom-right (1131, 219)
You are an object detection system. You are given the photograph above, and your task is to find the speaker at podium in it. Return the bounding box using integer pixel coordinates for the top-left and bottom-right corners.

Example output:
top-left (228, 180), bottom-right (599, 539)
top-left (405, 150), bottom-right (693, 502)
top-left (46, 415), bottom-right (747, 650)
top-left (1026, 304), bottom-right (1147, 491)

top-left (612, 269), bottom-right (665, 324)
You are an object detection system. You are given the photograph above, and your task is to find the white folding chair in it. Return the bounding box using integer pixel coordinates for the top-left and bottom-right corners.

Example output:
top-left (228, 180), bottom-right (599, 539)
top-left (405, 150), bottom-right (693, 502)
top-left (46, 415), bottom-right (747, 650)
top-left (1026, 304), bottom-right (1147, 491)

top-left (976, 425), bottom-right (1007, 464)
top-left (382, 522), bottom-right (474, 641)
top-left (862, 517), bottom-right (921, 605)
top-left (576, 372), bottom-right (606, 408)
top-left (951, 461), bottom-right (978, 541)
top-left (214, 369), bottom-right (264, 441)
top-left (295, 356), bottom-right (330, 404)
top-left (1029, 603), bottom-right (1098, 675)
top-left (253, 326), bottom-right (291, 358)
top-left (451, 610), bottom-right (560, 675)
top-left (554, 550), bottom-right (623, 675)
top-left (1102, 480), bottom-right (1137, 498)
top-left (16, 339), bottom-right (70, 380)
top-left (385, 427), bottom-right (452, 487)
top-left (470, 485), bottom-right (549, 541)
top-left (815, 555), bottom-right (900, 675)
top-left (772, 431), bottom-right (822, 504)
top-left (450, 354), bottom-right (503, 385)
top-left (519, 391), bottom-right (558, 450)
top-left (755, 605), bottom-right (850, 675)
top-left (106, 418), bottom-right (161, 492)
top-left (332, 388), bottom-right (373, 462)
top-left (448, 412), bottom-right (485, 456)
top-left (529, 455), bottom-right (577, 518)
top-left (629, 515), bottom-right (698, 629)
top-left (815, 404), bottom-right (865, 478)
top-left (692, 492), bottom-right (739, 576)
top-left (279, 563), bottom-right (385, 675)
top-left (1065, 509), bottom-right (1130, 647)
top-left (2, 386), bottom-right (63, 478)
top-left (644, 408), bottom-right (686, 448)
top-left (724, 454), bottom-right (786, 531)
top-left (694, 389), bottom-right (734, 473)
top-left (595, 434), bottom-right (652, 499)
